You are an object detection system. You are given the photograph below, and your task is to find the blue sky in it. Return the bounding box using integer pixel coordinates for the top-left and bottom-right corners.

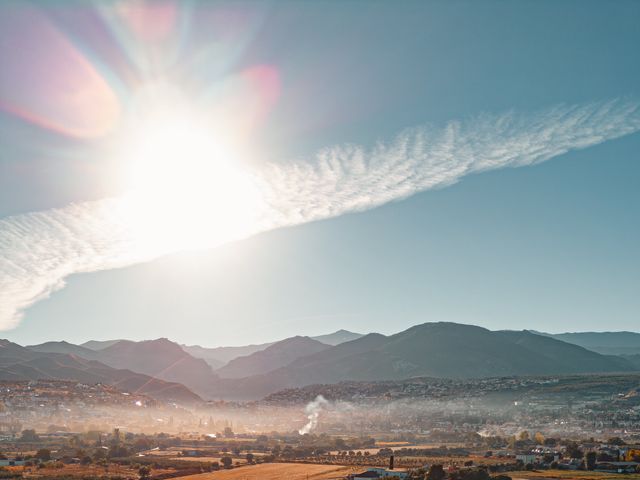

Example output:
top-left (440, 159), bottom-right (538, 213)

top-left (1, 1), bottom-right (639, 346)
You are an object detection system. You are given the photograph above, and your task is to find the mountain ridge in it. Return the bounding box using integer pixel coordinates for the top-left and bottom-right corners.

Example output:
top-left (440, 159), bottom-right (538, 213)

top-left (215, 336), bottom-right (330, 379)
top-left (533, 330), bottom-right (640, 355)
top-left (205, 323), bottom-right (636, 400)
top-left (17, 323), bottom-right (640, 402)
top-left (0, 339), bottom-right (201, 404)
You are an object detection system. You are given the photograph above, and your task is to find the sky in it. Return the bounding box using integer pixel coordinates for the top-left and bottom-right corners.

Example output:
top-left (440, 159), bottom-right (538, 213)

top-left (0, 0), bottom-right (639, 346)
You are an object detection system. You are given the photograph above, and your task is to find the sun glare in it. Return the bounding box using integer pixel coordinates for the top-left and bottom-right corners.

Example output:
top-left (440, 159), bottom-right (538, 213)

top-left (119, 83), bottom-right (262, 253)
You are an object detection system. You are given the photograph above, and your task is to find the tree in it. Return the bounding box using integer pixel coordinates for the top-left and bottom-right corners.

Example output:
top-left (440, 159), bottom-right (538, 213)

top-left (221, 456), bottom-right (233, 469)
top-left (134, 438), bottom-right (151, 452)
top-left (597, 452), bottom-right (614, 462)
top-left (334, 438), bottom-right (347, 450)
top-left (35, 449), bottom-right (51, 461)
top-left (108, 445), bottom-right (130, 458)
top-left (518, 431), bottom-right (530, 442)
top-left (223, 427), bottom-right (234, 438)
top-left (565, 442), bottom-right (583, 459)
top-left (608, 437), bottom-right (626, 446)
top-left (534, 432), bottom-right (545, 444)
top-left (585, 451), bottom-right (597, 471)
top-left (93, 448), bottom-right (107, 461)
top-left (427, 464), bottom-right (446, 480)
top-left (111, 428), bottom-right (121, 445)
top-left (138, 465), bottom-right (151, 479)
top-left (20, 430), bottom-right (39, 442)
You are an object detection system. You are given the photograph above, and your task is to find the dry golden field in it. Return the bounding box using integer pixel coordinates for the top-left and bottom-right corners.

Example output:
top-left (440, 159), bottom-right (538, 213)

top-left (375, 441), bottom-right (412, 447)
top-left (510, 470), bottom-right (640, 480)
top-left (10, 463), bottom-right (173, 478)
top-left (169, 456), bottom-right (247, 464)
top-left (176, 462), bottom-right (362, 480)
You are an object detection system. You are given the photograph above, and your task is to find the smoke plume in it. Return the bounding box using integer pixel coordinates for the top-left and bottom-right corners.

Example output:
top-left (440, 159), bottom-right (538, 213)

top-left (298, 395), bottom-right (329, 435)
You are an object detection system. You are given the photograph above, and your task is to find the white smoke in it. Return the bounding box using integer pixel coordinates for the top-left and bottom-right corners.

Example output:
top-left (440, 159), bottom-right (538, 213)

top-left (298, 395), bottom-right (329, 435)
top-left (1, 99), bottom-right (640, 329)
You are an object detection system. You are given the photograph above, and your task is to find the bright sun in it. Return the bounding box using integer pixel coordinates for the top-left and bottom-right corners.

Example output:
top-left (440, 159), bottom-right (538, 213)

top-left (119, 83), bottom-right (262, 253)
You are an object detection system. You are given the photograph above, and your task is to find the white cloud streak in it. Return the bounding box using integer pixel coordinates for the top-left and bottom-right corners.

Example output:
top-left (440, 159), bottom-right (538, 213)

top-left (1, 99), bottom-right (639, 329)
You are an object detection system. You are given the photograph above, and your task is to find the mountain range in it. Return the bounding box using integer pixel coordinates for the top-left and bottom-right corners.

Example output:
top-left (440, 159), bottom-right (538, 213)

top-left (206, 323), bottom-right (634, 400)
top-left (0, 340), bottom-right (201, 404)
top-left (11, 323), bottom-right (640, 402)
top-left (534, 331), bottom-right (640, 355)
top-left (215, 336), bottom-right (330, 379)
top-left (180, 329), bottom-right (364, 369)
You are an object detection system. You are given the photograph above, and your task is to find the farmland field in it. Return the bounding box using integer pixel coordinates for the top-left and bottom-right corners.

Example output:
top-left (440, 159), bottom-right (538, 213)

top-left (170, 456), bottom-right (247, 464)
top-left (176, 463), bottom-right (361, 480)
top-left (12, 463), bottom-right (174, 478)
top-left (511, 470), bottom-right (640, 480)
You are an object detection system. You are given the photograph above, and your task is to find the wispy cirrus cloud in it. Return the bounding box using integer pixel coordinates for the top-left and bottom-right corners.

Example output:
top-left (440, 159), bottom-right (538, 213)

top-left (1, 99), bottom-right (639, 329)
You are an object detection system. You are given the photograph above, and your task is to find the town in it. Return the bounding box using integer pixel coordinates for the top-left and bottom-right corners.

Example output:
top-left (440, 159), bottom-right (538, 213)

top-left (0, 378), bottom-right (639, 479)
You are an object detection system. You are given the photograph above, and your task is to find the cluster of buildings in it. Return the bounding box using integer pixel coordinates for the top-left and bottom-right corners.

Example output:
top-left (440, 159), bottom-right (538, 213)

top-left (263, 377), bottom-right (561, 405)
top-left (0, 381), bottom-right (177, 435)
top-left (515, 442), bottom-right (640, 473)
top-left (349, 467), bottom-right (409, 479)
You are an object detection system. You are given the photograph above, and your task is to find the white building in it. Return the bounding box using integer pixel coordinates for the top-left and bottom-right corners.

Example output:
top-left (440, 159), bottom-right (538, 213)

top-left (352, 468), bottom-right (409, 479)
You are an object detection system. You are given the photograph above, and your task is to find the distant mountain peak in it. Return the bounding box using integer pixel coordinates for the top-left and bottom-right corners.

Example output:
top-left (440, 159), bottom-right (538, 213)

top-left (215, 335), bottom-right (331, 379)
top-left (311, 329), bottom-right (364, 346)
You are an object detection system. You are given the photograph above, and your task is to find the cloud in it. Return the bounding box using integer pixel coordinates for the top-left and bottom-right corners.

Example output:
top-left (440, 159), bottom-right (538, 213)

top-left (1, 99), bottom-right (639, 329)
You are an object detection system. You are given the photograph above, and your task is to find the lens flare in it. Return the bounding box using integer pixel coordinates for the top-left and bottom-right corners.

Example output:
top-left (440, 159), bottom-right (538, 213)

top-left (0, 5), bottom-right (120, 138)
top-left (119, 83), bottom-right (262, 252)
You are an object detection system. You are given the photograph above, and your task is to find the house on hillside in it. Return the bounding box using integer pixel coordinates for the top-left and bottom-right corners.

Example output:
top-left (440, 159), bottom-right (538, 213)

top-left (516, 454), bottom-right (536, 465)
top-left (350, 468), bottom-right (409, 479)
top-left (556, 458), bottom-right (583, 470)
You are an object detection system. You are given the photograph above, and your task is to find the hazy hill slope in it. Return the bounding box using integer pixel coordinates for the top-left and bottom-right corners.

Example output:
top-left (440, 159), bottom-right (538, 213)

top-left (183, 330), bottom-right (363, 368)
top-left (182, 342), bottom-right (275, 367)
top-left (0, 340), bottom-right (201, 404)
top-left (622, 354), bottom-right (640, 369)
top-left (81, 339), bottom-right (123, 350)
top-left (539, 331), bottom-right (640, 355)
top-left (209, 323), bottom-right (635, 400)
top-left (208, 333), bottom-right (389, 400)
top-left (27, 341), bottom-right (99, 359)
top-left (94, 338), bottom-right (215, 395)
top-left (311, 330), bottom-right (364, 346)
top-left (178, 345), bottom-right (226, 369)
top-left (370, 324), bottom-right (633, 378)
top-left (215, 336), bottom-right (330, 378)
top-left (498, 330), bottom-right (633, 371)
